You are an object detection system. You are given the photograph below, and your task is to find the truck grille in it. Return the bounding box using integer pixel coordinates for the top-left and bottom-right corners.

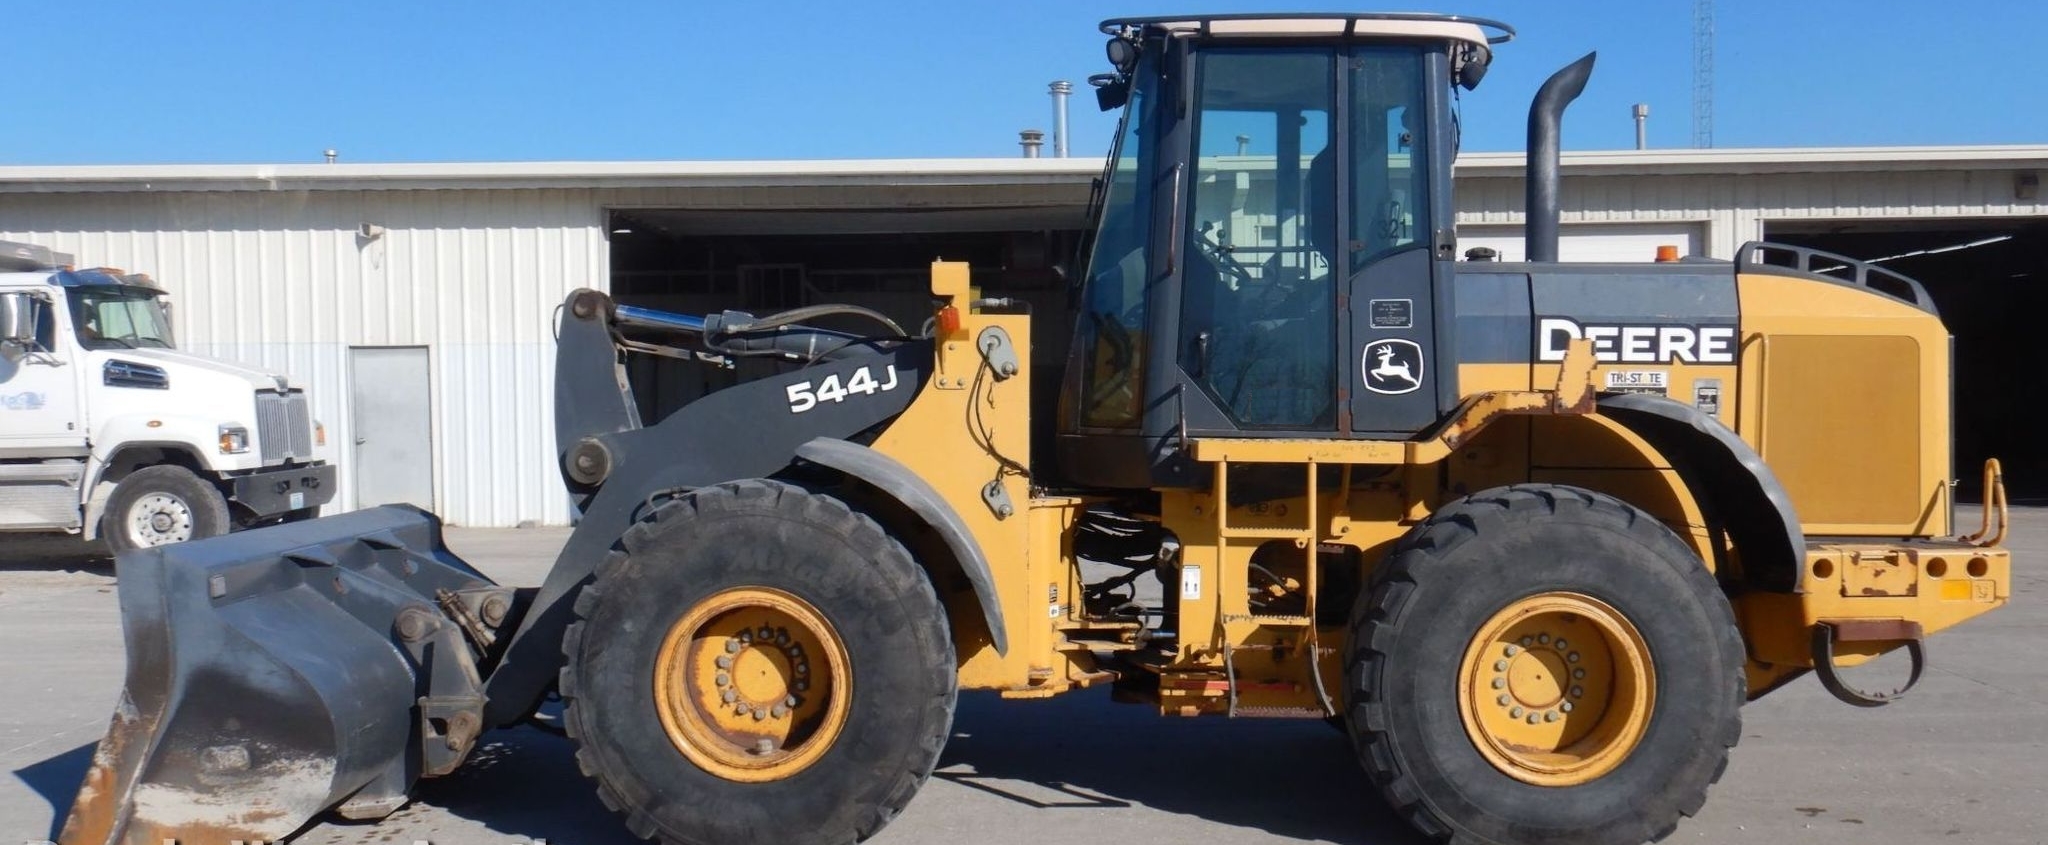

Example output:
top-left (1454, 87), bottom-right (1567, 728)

top-left (256, 390), bottom-right (314, 462)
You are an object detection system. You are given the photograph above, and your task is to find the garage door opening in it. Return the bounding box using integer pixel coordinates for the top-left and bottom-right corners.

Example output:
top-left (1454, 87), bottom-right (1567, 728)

top-left (607, 208), bottom-right (1085, 434)
top-left (1764, 219), bottom-right (2048, 502)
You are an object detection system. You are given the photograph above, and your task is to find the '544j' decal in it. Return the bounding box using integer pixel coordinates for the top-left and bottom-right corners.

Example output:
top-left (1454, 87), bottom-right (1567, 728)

top-left (786, 365), bottom-right (901, 413)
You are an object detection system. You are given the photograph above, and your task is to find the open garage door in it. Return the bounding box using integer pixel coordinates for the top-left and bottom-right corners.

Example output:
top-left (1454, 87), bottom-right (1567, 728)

top-left (606, 208), bottom-right (1086, 454)
top-left (1765, 219), bottom-right (2048, 502)
top-left (1457, 222), bottom-right (1705, 263)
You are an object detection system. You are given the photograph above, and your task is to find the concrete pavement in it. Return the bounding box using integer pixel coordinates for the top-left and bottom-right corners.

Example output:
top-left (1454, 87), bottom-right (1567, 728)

top-left (4, 509), bottom-right (2042, 845)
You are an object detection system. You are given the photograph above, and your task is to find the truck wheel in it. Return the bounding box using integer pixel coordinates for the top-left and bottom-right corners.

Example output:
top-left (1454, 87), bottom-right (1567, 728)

top-left (561, 480), bottom-right (956, 845)
top-left (103, 465), bottom-right (231, 553)
top-left (1347, 484), bottom-right (1743, 845)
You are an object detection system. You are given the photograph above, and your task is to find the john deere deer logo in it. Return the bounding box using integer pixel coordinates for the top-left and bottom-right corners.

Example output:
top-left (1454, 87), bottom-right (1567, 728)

top-left (1362, 339), bottom-right (1423, 395)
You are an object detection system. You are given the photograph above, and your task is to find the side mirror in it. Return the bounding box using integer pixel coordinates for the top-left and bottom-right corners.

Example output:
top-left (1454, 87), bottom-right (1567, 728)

top-left (0, 292), bottom-right (39, 347)
top-left (1091, 74), bottom-right (1129, 112)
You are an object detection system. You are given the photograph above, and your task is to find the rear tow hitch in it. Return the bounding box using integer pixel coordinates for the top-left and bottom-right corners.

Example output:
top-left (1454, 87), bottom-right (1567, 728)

top-left (1811, 620), bottom-right (1926, 707)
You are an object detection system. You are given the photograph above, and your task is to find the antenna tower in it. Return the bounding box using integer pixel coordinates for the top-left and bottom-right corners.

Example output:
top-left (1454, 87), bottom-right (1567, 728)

top-left (1692, 0), bottom-right (1714, 147)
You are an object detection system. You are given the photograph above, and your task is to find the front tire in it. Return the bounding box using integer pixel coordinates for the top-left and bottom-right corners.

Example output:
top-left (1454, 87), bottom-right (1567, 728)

top-left (103, 465), bottom-right (231, 553)
top-left (1347, 484), bottom-right (1744, 845)
top-left (562, 480), bottom-right (956, 845)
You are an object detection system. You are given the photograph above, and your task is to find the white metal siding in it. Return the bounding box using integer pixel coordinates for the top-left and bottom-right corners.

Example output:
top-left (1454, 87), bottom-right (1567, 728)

top-left (0, 189), bottom-right (606, 527)
top-left (1454, 167), bottom-right (2048, 259)
top-left (1458, 223), bottom-right (1704, 263)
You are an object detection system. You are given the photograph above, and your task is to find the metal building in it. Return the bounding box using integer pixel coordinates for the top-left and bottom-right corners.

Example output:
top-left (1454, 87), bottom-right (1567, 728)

top-left (2, 145), bottom-right (2041, 526)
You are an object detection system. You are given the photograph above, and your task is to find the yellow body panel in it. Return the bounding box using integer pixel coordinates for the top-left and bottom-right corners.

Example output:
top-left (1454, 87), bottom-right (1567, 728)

top-left (867, 264), bottom-right (1091, 693)
top-left (1735, 273), bottom-right (1952, 537)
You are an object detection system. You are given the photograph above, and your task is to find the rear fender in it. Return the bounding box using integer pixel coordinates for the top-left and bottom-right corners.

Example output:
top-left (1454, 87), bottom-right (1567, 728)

top-left (795, 437), bottom-right (1008, 656)
top-left (1597, 393), bottom-right (1804, 593)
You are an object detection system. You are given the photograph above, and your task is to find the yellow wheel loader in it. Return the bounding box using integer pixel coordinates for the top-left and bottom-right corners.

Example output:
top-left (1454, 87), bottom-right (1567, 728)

top-left (61, 13), bottom-right (2012, 845)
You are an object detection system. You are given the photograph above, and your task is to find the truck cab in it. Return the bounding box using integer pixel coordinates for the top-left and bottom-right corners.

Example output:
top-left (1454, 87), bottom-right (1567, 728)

top-left (0, 240), bottom-right (335, 551)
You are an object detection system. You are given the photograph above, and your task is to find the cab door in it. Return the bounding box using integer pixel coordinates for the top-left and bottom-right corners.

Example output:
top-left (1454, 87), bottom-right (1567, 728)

top-left (1340, 46), bottom-right (1453, 436)
top-left (1174, 47), bottom-right (1341, 432)
top-left (0, 292), bottom-right (85, 453)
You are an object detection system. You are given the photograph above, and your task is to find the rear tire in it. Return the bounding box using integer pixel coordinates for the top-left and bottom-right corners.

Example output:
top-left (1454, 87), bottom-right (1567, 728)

top-left (1347, 484), bottom-right (1743, 845)
top-left (103, 465), bottom-right (231, 553)
top-left (561, 480), bottom-right (956, 845)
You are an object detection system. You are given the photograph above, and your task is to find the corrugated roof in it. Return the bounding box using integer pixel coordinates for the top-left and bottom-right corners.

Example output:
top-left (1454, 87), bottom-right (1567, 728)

top-left (2, 146), bottom-right (2043, 193)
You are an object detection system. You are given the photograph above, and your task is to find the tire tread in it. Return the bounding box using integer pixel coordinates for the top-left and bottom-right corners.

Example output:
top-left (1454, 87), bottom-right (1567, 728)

top-left (1348, 483), bottom-right (1746, 845)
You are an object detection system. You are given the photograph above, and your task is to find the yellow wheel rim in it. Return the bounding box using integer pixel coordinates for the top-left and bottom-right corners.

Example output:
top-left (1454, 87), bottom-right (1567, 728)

top-left (652, 587), bottom-right (852, 782)
top-left (1456, 592), bottom-right (1655, 786)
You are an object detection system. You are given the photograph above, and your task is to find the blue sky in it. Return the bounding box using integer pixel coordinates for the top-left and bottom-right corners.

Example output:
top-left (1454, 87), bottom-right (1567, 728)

top-left (9, 1), bottom-right (2044, 164)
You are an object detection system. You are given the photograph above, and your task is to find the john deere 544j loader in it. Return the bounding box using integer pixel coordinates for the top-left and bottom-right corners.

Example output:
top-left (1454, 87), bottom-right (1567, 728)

top-left (62, 13), bottom-right (2012, 845)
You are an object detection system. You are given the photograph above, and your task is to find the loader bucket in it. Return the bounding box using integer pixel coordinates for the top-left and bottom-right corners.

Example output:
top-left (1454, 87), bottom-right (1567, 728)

top-left (60, 506), bottom-right (500, 845)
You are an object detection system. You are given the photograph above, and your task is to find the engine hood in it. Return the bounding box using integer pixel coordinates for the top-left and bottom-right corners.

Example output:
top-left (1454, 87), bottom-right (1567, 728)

top-left (94, 348), bottom-right (297, 392)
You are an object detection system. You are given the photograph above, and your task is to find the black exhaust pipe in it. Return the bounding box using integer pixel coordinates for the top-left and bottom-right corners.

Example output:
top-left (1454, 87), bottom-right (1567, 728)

top-left (1525, 52), bottom-right (1597, 264)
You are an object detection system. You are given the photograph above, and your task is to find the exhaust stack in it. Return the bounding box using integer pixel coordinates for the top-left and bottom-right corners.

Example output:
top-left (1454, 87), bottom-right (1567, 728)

top-left (1525, 52), bottom-right (1597, 263)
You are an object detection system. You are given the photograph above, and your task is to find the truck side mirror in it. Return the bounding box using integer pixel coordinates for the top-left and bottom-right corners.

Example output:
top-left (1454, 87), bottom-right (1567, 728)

top-left (0, 292), bottom-right (40, 351)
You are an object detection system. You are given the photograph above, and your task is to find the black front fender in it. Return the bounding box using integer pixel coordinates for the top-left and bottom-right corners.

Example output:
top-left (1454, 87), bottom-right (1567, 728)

top-left (796, 437), bottom-right (1009, 657)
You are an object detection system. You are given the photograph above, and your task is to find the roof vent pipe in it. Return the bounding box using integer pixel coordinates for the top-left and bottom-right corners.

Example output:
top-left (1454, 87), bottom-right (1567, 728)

top-left (1525, 52), bottom-right (1597, 264)
top-left (1049, 81), bottom-right (1073, 157)
top-left (1020, 129), bottom-right (1045, 159)
top-left (1633, 103), bottom-right (1649, 150)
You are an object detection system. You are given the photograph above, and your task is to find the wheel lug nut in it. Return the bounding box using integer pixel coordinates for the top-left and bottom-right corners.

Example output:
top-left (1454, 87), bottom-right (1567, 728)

top-left (1493, 659), bottom-right (1509, 671)
top-left (1537, 633), bottom-right (1550, 645)
top-left (796, 679), bottom-right (810, 692)
top-left (1567, 652), bottom-right (1581, 663)
top-left (757, 626), bottom-right (773, 640)
top-left (1504, 645), bottom-right (1520, 657)
top-left (1526, 713), bottom-right (1540, 724)
top-left (1554, 638), bottom-right (1568, 650)
top-left (795, 662), bottom-right (809, 675)
top-left (1510, 706), bottom-right (1525, 718)
top-left (725, 640), bottom-right (742, 653)
top-left (1491, 677), bottom-right (1506, 689)
top-left (721, 689), bottom-right (737, 703)
top-left (776, 628), bottom-right (791, 646)
top-left (715, 672), bottom-right (731, 686)
top-left (1573, 668), bottom-right (1586, 679)
top-left (1560, 702), bottom-right (1574, 713)
top-left (1544, 710), bottom-right (1559, 723)
top-left (715, 655), bottom-right (733, 669)
top-left (734, 703), bottom-right (749, 715)
top-left (752, 707), bottom-right (767, 720)
top-left (785, 695), bottom-right (799, 707)
top-left (1520, 636), bottom-right (1534, 647)
top-left (1496, 694), bottom-right (1511, 706)
top-left (739, 631), bottom-right (752, 644)
top-left (1570, 686), bottom-right (1584, 698)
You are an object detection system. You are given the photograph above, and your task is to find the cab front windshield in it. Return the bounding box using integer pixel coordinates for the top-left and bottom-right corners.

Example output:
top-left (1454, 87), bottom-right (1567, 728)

top-left (67, 286), bottom-right (175, 349)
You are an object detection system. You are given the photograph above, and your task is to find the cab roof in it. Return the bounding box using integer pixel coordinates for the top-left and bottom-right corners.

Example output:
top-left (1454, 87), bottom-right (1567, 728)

top-left (1101, 12), bottom-right (1511, 49)
top-left (53, 268), bottom-right (168, 294)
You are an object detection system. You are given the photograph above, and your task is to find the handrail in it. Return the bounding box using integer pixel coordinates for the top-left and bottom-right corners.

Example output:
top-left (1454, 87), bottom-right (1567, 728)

top-left (1962, 458), bottom-right (2008, 547)
top-left (1735, 241), bottom-right (1938, 315)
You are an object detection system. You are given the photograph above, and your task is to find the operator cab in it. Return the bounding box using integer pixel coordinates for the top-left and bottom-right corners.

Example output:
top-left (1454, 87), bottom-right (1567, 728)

top-left (1057, 14), bottom-right (1510, 489)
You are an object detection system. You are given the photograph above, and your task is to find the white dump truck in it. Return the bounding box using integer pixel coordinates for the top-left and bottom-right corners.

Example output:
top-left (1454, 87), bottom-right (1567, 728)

top-left (0, 240), bottom-right (334, 551)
